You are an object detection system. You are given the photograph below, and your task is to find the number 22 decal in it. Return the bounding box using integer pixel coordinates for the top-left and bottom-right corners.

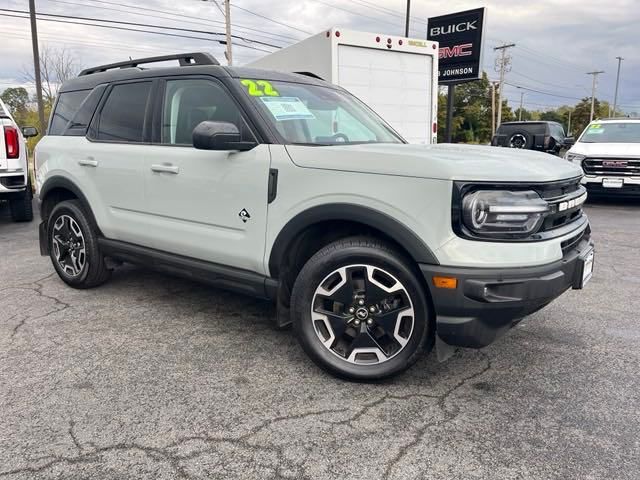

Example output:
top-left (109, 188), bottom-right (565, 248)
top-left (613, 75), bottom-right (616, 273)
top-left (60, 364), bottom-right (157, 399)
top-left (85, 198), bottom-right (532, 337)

top-left (241, 79), bottom-right (279, 97)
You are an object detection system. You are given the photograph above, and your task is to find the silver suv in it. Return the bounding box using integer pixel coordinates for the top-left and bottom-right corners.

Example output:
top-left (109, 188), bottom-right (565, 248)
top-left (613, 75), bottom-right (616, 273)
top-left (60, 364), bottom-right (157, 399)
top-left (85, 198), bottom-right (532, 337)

top-left (35, 53), bottom-right (595, 380)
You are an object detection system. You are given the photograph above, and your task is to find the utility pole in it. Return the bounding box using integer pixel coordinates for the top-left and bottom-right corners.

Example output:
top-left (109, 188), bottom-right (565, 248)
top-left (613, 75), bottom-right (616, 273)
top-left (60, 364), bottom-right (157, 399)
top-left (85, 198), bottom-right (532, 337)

top-left (223, 0), bottom-right (232, 65)
top-left (612, 56), bottom-right (623, 117)
top-left (494, 43), bottom-right (515, 128)
top-left (28, 0), bottom-right (45, 133)
top-left (518, 90), bottom-right (524, 121)
top-left (586, 70), bottom-right (605, 121)
top-left (404, 0), bottom-right (410, 37)
top-left (567, 109), bottom-right (572, 136)
top-left (202, 0), bottom-right (232, 65)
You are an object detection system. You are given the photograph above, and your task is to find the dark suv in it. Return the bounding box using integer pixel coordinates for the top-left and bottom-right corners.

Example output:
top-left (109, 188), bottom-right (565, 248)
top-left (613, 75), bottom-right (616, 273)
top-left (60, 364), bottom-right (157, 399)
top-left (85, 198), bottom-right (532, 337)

top-left (492, 121), bottom-right (572, 155)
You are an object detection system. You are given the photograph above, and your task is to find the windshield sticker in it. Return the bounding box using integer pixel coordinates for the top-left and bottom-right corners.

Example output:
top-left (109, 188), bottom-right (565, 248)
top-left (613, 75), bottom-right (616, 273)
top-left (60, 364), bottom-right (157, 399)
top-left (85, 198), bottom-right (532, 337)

top-left (240, 79), bottom-right (279, 97)
top-left (259, 97), bottom-right (316, 121)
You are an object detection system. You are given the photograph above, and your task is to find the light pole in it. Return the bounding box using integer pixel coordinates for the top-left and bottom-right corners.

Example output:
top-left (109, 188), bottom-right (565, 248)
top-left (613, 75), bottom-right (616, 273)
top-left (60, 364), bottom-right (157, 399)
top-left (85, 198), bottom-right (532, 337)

top-left (202, 0), bottom-right (232, 65)
top-left (518, 90), bottom-right (524, 121)
top-left (586, 70), bottom-right (605, 122)
top-left (612, 56), bottom-right (623, 117)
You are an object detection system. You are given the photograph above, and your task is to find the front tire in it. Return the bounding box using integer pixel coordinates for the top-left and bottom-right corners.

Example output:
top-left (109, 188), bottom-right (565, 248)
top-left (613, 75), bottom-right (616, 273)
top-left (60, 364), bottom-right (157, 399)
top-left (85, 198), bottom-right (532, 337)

top-left (291, 237), bottom-right (432, 380)
top-left (48, 200), bottom-right (111, 289)
top-left (9, 185), bottom-right (33, 222)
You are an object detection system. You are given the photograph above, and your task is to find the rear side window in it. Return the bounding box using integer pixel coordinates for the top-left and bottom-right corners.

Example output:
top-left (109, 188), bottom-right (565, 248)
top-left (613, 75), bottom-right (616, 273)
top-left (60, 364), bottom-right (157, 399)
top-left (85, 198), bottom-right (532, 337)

top-left (49, 90), bottom-right (90, 135)
top-left (96, 82), bottom-right (152, 142)
top-left (65, 85), bottom-right (107, 136)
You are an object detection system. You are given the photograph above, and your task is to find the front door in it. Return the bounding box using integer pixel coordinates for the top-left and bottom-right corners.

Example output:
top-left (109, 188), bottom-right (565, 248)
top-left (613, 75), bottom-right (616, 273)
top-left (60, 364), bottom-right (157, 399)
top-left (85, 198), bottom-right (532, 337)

top-left (141, 77), bottom-right (270, 274)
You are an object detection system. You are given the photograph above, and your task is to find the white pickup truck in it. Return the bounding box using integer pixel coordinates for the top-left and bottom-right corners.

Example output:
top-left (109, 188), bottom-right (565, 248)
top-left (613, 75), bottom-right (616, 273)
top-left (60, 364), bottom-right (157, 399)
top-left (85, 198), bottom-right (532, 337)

top-left (0, 99), bottom-right (38, 222)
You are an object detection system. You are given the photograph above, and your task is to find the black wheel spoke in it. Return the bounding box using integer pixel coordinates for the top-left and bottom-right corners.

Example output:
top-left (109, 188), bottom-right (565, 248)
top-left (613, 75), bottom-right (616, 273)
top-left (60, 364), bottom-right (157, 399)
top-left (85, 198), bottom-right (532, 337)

top-left (374, 306), bottom-right (412, 338)
top-left (345, 326), bottom-right (387, 359)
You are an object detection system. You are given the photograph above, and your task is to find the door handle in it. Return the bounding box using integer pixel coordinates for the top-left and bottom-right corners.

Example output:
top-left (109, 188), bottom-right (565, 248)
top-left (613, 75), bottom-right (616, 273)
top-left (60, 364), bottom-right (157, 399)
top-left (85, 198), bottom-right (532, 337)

top-left (151, 164), bottom-right (180, 174)
top-left (78, 158), bottom-right (98, 167)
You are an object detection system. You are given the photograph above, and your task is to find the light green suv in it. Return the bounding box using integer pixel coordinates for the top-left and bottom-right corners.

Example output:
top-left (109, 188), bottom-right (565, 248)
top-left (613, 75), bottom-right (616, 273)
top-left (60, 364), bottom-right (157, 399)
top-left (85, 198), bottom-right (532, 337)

top-left (35, 53), bottom-right (595, 380)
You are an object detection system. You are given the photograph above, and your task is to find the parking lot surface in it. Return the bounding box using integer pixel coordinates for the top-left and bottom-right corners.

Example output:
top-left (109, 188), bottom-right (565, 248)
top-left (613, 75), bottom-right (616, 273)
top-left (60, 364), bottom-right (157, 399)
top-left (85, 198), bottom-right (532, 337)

top-left (0, 199), bottom-right (639, 479)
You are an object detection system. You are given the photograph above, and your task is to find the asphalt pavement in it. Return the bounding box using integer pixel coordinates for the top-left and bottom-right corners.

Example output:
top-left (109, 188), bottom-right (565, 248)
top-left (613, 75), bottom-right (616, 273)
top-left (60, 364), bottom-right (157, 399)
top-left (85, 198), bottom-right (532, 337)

top-left (0, 197), bottom-right (639, 479)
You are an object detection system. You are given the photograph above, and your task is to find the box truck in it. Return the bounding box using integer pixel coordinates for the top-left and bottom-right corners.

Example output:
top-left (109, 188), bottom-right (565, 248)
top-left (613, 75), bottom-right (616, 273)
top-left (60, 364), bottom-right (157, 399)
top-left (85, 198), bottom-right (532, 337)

top-left (249, 28), bottom-right (439, 144)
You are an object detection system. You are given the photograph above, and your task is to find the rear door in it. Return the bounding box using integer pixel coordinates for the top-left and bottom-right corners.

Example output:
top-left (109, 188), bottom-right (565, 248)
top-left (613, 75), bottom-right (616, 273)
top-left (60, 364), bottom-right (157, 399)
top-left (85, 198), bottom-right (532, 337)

top-left (81, 80), bottom-right (155, 246)
top-left (337, 45), bottom-right (433, 143)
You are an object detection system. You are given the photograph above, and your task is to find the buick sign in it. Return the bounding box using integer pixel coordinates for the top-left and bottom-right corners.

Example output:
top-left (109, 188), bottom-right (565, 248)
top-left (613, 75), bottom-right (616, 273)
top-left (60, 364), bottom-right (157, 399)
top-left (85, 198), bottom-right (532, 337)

top-left (427, 8), bottom-right (486, 84)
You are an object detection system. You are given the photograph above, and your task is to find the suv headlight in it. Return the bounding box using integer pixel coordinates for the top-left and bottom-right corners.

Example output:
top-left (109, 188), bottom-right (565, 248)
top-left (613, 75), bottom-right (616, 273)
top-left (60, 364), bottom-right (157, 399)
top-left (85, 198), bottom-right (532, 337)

top-left (461, 190), bottom-right (549, 238)
top-left (565, 152), bottom-right (585, 163)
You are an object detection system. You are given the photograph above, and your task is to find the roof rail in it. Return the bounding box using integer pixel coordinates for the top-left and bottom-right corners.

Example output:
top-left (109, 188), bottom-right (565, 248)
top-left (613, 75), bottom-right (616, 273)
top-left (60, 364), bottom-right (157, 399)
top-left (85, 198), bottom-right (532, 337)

top-left (78, 52), bottom-right (219, 76)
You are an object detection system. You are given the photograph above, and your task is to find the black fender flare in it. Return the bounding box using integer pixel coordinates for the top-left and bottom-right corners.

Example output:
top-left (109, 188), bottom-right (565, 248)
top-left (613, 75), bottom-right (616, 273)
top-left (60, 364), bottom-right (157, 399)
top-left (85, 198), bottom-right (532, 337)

top-left (268, 203), bottom-right (439, 277)
top-left (39, 176), bottom-right (99, 230)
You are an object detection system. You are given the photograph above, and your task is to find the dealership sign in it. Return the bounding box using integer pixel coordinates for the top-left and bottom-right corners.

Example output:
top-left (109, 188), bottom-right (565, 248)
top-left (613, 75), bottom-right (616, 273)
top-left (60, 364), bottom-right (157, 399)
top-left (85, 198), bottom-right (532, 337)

top-left (427, 8), bottom-right (486, 84)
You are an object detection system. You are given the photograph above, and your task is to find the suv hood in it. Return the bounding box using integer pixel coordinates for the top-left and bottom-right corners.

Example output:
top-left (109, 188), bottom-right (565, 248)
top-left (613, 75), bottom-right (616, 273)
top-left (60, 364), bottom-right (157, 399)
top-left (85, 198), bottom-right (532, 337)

top-left (570, 141), bottom-right (640, 157)
top-left (285, 143), bottom-right (582, 182)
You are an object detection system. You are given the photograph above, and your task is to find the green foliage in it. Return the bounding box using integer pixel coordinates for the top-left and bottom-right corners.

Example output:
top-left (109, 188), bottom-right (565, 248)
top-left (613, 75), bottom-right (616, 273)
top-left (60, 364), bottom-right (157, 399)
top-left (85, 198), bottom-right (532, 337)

top-left (1, 87), bottom-right (30, 125)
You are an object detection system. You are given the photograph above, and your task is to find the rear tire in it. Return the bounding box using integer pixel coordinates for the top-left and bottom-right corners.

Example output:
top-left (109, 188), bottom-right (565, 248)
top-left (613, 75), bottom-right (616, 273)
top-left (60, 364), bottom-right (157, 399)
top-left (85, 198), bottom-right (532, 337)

top-left (291, 236), bottom-right (432, 380)
top-left (9, 185), bottom-right (33, 222)
top-left (48, 200), bottom-right (111, 289)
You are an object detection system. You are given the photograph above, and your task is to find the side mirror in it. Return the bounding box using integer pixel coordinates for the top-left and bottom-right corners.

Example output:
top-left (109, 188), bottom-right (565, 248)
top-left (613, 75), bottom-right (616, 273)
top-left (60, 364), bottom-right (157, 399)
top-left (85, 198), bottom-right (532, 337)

top-left (563, 136), bottom-right (575, 147)
top-left (22, 126), bottom-right (38, 138)
top-left (192, 121), bottom-right (256, 151)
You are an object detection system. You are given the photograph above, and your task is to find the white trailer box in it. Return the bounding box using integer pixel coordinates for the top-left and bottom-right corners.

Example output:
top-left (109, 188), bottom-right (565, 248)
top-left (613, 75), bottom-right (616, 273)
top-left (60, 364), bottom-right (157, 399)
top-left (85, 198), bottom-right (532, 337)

top-left (249, 28), bottom-right (439, 144)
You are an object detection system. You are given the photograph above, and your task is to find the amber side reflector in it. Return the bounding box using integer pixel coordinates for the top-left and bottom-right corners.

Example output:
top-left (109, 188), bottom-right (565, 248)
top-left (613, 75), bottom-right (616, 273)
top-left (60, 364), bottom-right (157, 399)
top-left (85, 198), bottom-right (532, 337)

top-left (432, 276), bottom-right (458, 289)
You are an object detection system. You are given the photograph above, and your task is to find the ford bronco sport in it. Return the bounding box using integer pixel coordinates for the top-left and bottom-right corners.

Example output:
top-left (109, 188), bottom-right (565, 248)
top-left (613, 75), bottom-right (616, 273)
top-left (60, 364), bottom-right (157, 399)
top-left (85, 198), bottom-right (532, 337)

top-left (35, 53), bottom-right (595, 380)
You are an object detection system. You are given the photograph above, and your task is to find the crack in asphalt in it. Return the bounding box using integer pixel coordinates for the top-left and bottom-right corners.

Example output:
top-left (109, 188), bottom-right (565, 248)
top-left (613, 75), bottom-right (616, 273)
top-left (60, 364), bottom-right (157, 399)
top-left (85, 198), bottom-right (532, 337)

top-left (381, 352), bottom-right (493, 480)
top-left (6, 274), bottom-right (71, 338)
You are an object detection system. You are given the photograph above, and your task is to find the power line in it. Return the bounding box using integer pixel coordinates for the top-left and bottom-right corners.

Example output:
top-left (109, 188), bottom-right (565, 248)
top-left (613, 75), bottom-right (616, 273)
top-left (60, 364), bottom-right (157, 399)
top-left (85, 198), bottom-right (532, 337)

top-left (47, 0), bottom-right (301, 43)
top-left (308, 0), bottom-right (410, 30)
top-left (510, 70), bottom-right (589, 93)
top-left (230, 4), bottom-right (313, 35)
top-left (503, 82), bottom-right (584, 101)
top-left (0, 8), bottom-right (284, 49)
top-left (346, 0), bottom-right (428, 25)
top-left (0, 12), bottom-right (277, 53)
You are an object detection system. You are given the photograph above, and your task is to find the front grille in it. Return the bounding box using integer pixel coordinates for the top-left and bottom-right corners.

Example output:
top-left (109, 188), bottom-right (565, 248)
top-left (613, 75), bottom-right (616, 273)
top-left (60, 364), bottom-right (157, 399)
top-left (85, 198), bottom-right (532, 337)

top-left (535, 177), bottom-right (586, 233)
top-left (582, 157), bottom-right (640, 176)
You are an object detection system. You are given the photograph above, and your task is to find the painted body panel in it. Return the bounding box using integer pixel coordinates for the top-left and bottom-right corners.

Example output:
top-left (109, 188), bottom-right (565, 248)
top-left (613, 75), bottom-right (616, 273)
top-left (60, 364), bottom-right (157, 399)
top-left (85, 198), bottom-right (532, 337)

top-left (0, 100), bottom-right (29, 192)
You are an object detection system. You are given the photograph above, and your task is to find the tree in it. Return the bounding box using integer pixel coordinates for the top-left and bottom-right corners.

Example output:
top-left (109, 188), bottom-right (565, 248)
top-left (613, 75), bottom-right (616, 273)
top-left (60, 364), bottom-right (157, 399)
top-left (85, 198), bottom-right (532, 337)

top-left (23, 45), bottom-right (81, 108)
top-left (0, 87), bottom-right (30, 125)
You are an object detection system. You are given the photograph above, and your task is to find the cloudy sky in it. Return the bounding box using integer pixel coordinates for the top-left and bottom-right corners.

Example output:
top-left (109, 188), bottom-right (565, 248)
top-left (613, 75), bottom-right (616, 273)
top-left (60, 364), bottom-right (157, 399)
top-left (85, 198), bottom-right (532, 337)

top-left (0, 0), bottom-right (638, 114)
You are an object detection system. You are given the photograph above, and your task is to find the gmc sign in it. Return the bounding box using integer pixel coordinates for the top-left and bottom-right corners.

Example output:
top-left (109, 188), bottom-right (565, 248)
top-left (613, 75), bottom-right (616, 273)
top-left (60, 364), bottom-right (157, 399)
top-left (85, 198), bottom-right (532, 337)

top-left (427, 8), bottom-right (486, 84)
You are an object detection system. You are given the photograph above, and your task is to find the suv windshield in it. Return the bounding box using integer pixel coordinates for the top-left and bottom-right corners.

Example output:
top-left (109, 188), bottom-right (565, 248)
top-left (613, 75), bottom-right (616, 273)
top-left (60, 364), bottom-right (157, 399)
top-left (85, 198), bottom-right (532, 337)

top-left (238, 79), bottom-right (404, 145)
top-left (579, 122), bottom-right (640, 143)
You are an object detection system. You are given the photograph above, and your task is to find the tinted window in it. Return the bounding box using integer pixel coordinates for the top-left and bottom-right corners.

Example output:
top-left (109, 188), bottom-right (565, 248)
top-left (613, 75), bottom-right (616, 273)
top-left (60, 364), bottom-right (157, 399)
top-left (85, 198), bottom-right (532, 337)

top-left (49, 90), bottom-right (90, 135)
top-left (498, 123), bottom-right (546, 135)
top-left (162, 79), bottom-right (252, 145)
top-left (65, 85), bottom-right (107, 136)
top-left (549, 123), bottom-right (565, 138)
top-left (96, 82), bottom-right (151, 142)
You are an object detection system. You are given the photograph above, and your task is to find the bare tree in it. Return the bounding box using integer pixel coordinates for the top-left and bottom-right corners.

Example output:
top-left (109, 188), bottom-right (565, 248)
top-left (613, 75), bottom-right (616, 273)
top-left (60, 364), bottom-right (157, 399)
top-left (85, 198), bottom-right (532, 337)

top-left (23, 45), bottom-right (82, 106)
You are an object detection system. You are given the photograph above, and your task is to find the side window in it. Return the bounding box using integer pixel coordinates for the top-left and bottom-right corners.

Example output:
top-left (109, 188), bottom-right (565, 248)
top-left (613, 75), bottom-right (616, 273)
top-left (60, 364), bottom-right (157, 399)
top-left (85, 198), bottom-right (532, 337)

top-left (65, 85), bottom-right (107, 136)
top-left (96, 82), bottom-right (152, 142)
top-left (161, 78), bottom-right (253, 145)
top-left (49, 90), bottom-right (90, 135)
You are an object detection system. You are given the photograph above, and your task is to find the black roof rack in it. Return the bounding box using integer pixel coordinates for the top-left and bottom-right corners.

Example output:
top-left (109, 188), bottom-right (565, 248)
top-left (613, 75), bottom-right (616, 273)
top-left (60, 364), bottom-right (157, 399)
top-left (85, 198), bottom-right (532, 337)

top-left (79, 52), bottom-right (219, 76)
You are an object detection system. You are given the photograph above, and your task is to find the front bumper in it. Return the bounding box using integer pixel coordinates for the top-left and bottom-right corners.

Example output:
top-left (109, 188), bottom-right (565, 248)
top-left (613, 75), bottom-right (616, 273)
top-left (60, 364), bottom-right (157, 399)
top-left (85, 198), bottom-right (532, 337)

top-left (582, 176), bottom-right (640, 197)
top-left (420, 233), bottom-right (594, 349)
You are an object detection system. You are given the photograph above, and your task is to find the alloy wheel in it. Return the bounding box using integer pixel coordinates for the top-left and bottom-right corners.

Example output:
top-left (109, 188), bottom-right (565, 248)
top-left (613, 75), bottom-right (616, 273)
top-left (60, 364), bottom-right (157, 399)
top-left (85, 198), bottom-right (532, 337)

top-left (52, 214), bottom-right (87, 277)
top-left (311, 264), bottom-right (415, 365)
